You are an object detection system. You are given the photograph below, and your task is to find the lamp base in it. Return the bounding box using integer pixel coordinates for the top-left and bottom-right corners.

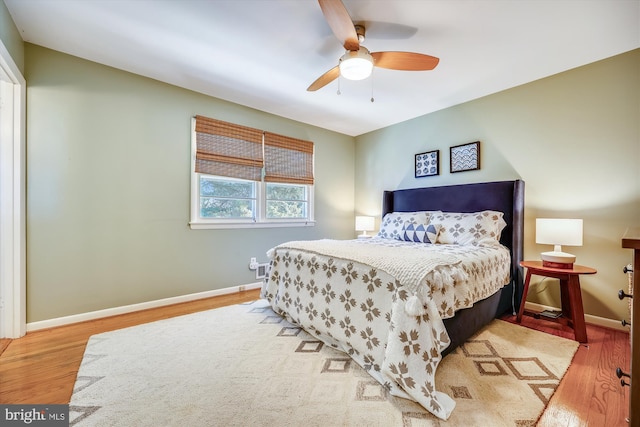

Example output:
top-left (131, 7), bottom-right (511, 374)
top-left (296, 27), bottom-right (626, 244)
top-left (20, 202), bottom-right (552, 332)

top-left (542, 260), bottom-right (574, 269)
top-left (540, 251), bottom-right (576, 269)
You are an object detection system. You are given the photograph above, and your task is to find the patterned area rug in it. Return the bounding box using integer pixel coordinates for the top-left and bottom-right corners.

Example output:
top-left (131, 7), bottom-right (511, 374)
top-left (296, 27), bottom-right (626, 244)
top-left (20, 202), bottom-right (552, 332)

top-left (70, 300), bottom-right (579, 426)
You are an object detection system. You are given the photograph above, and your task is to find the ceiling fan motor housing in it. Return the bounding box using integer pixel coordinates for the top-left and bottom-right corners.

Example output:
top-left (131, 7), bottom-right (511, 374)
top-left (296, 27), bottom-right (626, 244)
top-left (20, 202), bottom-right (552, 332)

top-left (354, 24), bottom-right (366, 43)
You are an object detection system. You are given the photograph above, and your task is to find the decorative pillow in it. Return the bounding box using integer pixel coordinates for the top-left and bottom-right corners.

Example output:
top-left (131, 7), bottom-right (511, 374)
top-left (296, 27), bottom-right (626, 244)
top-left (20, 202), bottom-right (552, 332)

top-left (377, 211), bottom-right (438, 240)
top-left (432, 211), bottom-right (507, 246)
top-left (401, 222), bottom-right (440, 244)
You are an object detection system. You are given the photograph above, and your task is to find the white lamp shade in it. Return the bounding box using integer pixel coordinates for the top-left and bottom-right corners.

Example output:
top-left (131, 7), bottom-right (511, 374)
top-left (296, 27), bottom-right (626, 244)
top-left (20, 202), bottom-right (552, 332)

top-left (536, 218), bottom-right (583, 246)
top-left (536, 218), bottom-right (583, 267)
top-left (355, 216), bottom-right (375, 232)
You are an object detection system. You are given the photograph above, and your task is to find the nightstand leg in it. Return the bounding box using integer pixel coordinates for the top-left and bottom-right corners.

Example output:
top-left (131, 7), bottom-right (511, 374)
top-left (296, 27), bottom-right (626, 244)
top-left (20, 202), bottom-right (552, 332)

top-left (559, 279), bottom-right (572, 321)
top-left (516, 269), bottom-right (532, 322)
top-left (566, 275), bottom-right (587, 343)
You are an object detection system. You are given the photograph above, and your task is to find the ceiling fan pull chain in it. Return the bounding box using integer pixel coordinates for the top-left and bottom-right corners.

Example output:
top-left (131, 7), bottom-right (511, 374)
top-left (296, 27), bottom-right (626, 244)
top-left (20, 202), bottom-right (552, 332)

top-left (337, 77), bottom-right (341, 95)
top-left (370, 71), bottom-right (375, 103)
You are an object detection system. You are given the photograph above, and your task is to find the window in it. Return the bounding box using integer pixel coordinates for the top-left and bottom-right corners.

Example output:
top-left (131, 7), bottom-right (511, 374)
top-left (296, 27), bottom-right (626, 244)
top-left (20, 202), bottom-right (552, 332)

top-left (190, 116), bottom-right (314, 229)
top-left (199, 176), bottom-right (256, 219)
top-left (266, 182), bottom-right (308, 219)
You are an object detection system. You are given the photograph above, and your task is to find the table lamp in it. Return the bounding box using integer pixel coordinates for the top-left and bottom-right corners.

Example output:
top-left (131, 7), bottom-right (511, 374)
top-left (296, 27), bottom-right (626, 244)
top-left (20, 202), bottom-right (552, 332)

top-left (535, 218), bottom-right (583, 269)
top-left (355, 216), bottom-right (375, 238)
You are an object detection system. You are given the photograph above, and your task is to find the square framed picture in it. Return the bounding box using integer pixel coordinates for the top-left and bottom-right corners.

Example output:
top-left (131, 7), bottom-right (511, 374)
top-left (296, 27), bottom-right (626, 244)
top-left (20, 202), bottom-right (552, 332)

top-left (415, 150), bottom-right (439, 178)
top-left (450, 141), bottom-right (480, 173)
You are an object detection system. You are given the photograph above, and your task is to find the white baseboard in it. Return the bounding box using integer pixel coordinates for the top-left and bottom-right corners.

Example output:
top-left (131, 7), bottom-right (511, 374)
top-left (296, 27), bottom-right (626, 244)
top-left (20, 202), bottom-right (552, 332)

top-left (524, 301), bottom-right (629, 332)
top-left (26, 282), bottom-right (264, 332)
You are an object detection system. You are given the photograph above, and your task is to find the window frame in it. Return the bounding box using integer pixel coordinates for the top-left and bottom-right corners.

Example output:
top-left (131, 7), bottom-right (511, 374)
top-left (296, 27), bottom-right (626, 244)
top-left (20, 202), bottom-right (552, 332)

top-left (190, 174), bottom-right (315, 229)
top-left (197, 175), bottom-right (258, 221)
top-left (264, 181), bottom-right (311, 221)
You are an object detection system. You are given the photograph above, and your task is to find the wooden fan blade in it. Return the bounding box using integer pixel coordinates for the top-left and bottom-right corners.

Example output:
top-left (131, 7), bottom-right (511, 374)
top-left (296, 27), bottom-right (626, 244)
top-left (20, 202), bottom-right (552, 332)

top-left (318, 0), bottom-right (359, 51)
top-left (371, 51), bottom-right (440, 71)
top-left (307, 66), bottom-right (340, 91)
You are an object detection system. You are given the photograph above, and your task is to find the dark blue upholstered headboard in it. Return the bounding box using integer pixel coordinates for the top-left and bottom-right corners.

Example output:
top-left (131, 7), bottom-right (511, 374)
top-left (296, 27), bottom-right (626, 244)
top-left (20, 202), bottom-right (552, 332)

top-left (382, 180), bottom-right (525, 315)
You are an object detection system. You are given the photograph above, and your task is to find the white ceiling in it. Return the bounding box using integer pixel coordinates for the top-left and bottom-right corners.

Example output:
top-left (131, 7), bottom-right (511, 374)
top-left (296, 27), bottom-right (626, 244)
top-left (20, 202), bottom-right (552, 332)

top-left (5, 0), bottom-right (639, 136)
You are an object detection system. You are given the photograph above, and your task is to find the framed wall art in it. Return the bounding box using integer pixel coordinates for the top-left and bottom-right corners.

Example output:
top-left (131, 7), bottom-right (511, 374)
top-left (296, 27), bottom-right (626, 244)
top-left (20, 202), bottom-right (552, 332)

top-left (450, 141), bottom-right (480, 173)
top-left (415, 150), bottom-right (439, 178)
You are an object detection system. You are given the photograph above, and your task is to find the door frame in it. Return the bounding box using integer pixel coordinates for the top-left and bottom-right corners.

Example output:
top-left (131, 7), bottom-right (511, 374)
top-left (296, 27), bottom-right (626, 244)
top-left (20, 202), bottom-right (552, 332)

top-left (0, 39), bottom-right (26, 339)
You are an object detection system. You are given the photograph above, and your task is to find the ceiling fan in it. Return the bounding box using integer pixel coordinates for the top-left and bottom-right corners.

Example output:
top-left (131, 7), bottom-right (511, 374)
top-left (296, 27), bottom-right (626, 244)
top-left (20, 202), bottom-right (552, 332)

top-left (307, 0), bottom-right (440, 92)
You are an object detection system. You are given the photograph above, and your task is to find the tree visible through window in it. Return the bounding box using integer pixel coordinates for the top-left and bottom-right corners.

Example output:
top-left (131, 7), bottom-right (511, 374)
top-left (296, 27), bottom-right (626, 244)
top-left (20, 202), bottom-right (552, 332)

top-left (200, 176), bottom-right (255, 219)
top-left (266, 183), bottom-right (307, 219)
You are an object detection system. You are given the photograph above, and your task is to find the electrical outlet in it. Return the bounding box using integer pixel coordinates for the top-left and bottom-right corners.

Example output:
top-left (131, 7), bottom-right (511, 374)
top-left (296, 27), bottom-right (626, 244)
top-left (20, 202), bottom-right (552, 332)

top-left (249, 257), bottom-right (259, 270)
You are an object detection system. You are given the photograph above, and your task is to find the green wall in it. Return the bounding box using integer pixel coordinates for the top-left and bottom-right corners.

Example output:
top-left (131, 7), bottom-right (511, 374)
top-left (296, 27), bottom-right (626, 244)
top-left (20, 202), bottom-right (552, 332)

top-left (25, 44), bottom-right (355, 322)
top-left (355, 49), bottom-right (640, 323)
top-left (0, 0), bottom-right (23, 73)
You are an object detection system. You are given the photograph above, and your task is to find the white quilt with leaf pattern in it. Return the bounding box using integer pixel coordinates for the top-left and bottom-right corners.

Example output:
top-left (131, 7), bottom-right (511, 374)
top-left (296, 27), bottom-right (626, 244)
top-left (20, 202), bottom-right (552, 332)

top-left (261, 237), bottom-right (510, 420)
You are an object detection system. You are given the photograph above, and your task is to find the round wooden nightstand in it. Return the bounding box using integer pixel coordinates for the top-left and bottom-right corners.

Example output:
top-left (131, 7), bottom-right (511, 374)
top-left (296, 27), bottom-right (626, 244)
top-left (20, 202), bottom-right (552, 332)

top-left (517, 260), bottom-right (597, 343)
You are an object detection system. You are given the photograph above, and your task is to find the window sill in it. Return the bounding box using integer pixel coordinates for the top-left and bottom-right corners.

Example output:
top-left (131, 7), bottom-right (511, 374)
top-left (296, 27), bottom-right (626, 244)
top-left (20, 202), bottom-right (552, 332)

top-left (189, 220), bottom-right (316, 230)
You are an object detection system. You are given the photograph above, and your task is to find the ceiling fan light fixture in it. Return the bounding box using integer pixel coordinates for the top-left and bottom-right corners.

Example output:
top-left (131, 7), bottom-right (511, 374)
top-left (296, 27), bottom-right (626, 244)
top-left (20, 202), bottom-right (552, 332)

top-left (339, 48), bottom-right (374, 81)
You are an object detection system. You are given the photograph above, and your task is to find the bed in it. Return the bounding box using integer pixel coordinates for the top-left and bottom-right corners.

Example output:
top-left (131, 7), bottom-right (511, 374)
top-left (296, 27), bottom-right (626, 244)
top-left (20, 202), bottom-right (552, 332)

top-left (261, 180), bottom-right (525, 420)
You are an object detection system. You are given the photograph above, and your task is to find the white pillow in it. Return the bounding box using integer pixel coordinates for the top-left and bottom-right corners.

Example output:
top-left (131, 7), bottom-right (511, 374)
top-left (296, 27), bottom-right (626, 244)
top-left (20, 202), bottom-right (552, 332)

top-left (432, 211), bottom-right (507, 246)
top-left (377, 211), bottom-right (439, 240)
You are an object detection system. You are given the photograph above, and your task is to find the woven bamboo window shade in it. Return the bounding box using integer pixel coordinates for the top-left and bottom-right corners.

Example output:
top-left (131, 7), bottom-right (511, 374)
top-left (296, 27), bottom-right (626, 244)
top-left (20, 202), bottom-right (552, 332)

top-left (264, 132), bottom-right (314, 185)
top-left (194, 115), bottom-right (264, 181)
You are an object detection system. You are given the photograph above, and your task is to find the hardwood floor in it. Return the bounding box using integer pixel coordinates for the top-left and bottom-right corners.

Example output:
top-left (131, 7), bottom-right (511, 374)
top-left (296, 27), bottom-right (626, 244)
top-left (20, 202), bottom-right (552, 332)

top-left (1, 290), bottom-right (630, 426)
top-left (501, 314), bottom-right (631, 427)
top-left (0, 289), bottom-right (261, 405)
